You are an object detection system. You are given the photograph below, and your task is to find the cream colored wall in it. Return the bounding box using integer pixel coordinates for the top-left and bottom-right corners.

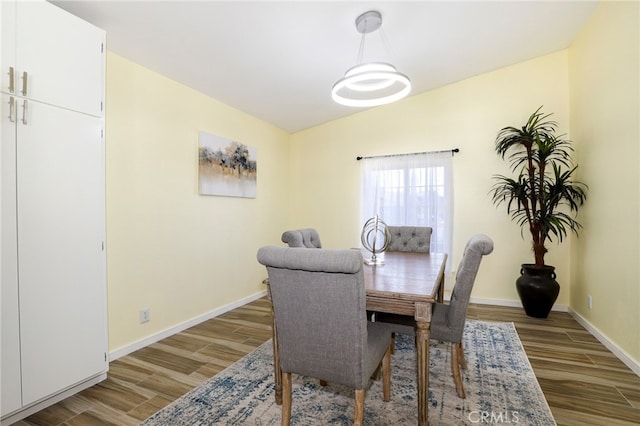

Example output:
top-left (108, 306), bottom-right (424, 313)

top-left (569, 1), bottom-right (639, 363)
top-left (291, 51), bottom-right (572, 304)
top-left (105, 52), bottom-right (290, 352)
top-left (104, 2), bottom-right (639, 365)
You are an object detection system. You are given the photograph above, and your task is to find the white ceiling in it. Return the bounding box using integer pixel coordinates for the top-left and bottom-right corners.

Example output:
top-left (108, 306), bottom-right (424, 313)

top-left (52, 1), bottom-right (599, 133)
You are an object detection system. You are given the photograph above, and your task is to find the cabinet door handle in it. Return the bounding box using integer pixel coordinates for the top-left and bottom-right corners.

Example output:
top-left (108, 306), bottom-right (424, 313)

top-left (8, 96), bottom-right (16, 123)
top-left (8, 67), bottom-right (15, 93)
top-left (21, 99), bottom-right (28, 125)
top-left (21, 71), bottom-right (28, 96)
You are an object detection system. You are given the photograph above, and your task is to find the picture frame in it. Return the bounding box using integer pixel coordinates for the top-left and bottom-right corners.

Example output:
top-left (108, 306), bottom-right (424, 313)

top-left (198, 131), bottom-right (257, 198)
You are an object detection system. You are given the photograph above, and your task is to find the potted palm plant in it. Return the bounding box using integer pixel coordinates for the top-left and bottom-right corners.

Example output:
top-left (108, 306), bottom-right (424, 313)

top-left (491, 107), bottom-right (587, 318)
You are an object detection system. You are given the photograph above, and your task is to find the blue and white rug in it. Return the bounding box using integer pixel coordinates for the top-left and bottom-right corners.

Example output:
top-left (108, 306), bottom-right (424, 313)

top-left (142, 320), bottom-right (555, 425)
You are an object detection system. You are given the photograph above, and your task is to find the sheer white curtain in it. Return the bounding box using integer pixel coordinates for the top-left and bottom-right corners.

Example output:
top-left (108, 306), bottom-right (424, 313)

top-left (360, 151), bottom-right (453, 266)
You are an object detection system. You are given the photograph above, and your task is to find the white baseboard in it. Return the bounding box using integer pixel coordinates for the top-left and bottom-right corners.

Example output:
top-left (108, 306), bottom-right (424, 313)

top-left (467, 296), bottom-right (639, 376)
top-left (568, 308), bottom-right (640, 377)
top-left (109, 290), bottom-right (268, 361)
top-left (108, 291), bottom-right (639, 378)
top-left (467, 296), bottom-right (569, 312)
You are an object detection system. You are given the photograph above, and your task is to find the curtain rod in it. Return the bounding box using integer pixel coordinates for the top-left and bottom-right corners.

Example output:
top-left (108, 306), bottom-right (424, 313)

top-left (356, 148), bottom-right (459, 161)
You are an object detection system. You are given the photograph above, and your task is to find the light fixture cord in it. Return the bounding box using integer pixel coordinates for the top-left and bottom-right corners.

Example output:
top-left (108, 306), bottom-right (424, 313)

top-left (357, 32), bottom-right (366, 65)
top-left (378, 27), bottom-right (396, 64)
top-left (355, 20), bottom-right (395, 66)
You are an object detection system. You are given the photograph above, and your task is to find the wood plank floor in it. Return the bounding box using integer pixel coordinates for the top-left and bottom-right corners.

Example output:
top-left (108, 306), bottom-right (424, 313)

top-left (14, 298), bottom-right (640, 426)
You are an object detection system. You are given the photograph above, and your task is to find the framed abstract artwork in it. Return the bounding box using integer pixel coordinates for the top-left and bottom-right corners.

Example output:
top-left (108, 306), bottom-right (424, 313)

top-left (198, 131), bottom-right (257, 198)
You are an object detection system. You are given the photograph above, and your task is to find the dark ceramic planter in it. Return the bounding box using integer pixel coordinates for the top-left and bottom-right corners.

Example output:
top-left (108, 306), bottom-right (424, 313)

top-left (515, 264), bottom-right (560, 319)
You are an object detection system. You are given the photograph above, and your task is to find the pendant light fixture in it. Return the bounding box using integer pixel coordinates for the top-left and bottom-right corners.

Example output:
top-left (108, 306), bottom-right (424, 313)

top-left (332, 10), bottom-right (411, 107)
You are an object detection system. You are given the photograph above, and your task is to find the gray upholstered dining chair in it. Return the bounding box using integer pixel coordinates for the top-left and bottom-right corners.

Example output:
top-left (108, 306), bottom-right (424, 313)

top-left (281, 228), bottom-right (322, 248)
top-left (387, 226), bottom-right (432, 253)
top-left (257, 246), bottom-right (392, 426)
top-left (375, 234), bottom-right (494, 399)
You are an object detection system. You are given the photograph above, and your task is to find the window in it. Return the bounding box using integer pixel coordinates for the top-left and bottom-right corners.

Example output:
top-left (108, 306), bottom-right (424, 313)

top-left (360, 151), bottom-right (453, 262)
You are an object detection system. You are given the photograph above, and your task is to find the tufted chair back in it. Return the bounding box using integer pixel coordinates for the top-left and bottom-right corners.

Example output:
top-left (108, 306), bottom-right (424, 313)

top-left (387, 226), bottom-right (432, 253)
top-left (281, 228), bottom-right (322, 248)
top-left (435, 234), bottom-right (494, 342)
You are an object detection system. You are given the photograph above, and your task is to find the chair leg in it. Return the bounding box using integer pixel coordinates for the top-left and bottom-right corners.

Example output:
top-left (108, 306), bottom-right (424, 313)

top-left (390, 332), bottom-right (396, 354)
top-left (382, 345), bottom-right (391, 401)
top-left (319, 380), bottom-right (327, 386)
top-left (281, 372), bottom-right (292, 425)
top-left (354, 389), bottom-right (366, 426)
top-left (451, 343), bottom-right (466, 399)
top-left (457, 341), bottom-right (467, 370)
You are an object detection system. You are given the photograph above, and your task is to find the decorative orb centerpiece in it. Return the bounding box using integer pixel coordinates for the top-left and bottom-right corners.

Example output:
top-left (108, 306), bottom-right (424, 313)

top-left (361, 215), bottom-right (390, 265)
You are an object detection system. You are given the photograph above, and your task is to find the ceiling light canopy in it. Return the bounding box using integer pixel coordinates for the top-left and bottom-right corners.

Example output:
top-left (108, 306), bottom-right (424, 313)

top-left (332, 10), bottom-right (411, 108)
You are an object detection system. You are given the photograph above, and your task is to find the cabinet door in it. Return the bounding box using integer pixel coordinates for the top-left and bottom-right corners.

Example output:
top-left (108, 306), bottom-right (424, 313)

top-left (1, 94), bottom-right (23, 415)
top-left (16, 100), bottom-right (107, 405)
top-left (12, 0), bottom-right (105, 116)
top-left (0, 1), bottom-right (16, 95)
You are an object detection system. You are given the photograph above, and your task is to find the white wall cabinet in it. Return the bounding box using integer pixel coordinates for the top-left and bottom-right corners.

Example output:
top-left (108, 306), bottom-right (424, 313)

top-left (0, 0), bottom-right (105, 115)
top-left (1, 1), bottom-right (107, 423)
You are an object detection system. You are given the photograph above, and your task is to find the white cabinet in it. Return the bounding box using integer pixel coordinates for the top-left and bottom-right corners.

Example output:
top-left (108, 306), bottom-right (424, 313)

top-left (15, 99), bottom-right (107, 406)
top-left (1, 0), bottom-right (105, 115)
top-left (1, 1), bottom-right (107, 423)
top-left (1, 95), bottom-right (22, 417)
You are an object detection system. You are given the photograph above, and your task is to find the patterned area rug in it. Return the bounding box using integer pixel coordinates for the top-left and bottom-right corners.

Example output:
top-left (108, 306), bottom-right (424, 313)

top-left (142, 320), bottom-right (555, 425)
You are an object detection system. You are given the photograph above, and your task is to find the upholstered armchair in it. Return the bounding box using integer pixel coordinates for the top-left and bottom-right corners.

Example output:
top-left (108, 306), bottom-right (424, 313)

top-left (387, 226), bottom-right (432, 253)
top-left (281, 228), bottom-right (322, 248)
top-left (257, 246), bottom-right (392, 426)
top-left (375, 234), bottom-right (494, 399)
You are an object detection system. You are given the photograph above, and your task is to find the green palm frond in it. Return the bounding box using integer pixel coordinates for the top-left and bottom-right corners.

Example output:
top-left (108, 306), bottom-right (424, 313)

top-left (491, 107), bottom-right (588, 266)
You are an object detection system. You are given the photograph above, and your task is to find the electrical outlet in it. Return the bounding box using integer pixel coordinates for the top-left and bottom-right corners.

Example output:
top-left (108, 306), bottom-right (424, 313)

top-left (587, 295), bottom-right (592, 309)
top-left (140, 308), bottom-right (150, 323)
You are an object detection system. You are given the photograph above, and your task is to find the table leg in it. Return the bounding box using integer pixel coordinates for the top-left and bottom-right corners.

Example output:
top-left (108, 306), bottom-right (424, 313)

top-left (415, 302), bottom-right (433, 426)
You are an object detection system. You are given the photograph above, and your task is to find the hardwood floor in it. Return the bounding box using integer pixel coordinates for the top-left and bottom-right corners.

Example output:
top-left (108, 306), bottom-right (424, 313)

top-left (14, 298), bottom-right (640, 426)
top-left (465, 305), bottom-right (640, 425)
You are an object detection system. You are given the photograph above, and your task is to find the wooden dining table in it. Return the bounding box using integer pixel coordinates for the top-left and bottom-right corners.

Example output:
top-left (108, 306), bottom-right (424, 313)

top-left (265, 249), bottom-right (448, 426)
top-left (363, 250), bottom-right (447, 425)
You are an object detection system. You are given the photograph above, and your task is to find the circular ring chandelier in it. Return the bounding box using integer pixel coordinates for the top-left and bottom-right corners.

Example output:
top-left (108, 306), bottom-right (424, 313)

top-left (332, 11), bottom-right (411, 108)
